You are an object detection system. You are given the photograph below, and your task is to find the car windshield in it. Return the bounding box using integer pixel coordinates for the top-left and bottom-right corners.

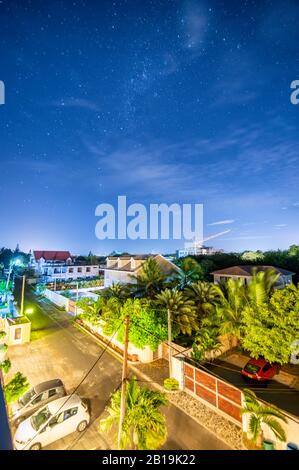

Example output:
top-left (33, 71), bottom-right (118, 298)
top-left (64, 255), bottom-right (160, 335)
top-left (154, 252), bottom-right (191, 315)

top-left (19, 388), bottom-right (35, 406)
top-left (244, 363), bottom-right (260, 374)
top-left (30, 406), bottom-right (52, 431)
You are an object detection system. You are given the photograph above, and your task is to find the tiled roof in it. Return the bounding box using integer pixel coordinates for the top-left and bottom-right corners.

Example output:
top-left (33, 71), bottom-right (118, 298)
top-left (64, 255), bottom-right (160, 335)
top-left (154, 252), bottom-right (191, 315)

top-left (33, 251), bottom-right (72, 262)
top-left (212, 265), bottom-right (295, 276)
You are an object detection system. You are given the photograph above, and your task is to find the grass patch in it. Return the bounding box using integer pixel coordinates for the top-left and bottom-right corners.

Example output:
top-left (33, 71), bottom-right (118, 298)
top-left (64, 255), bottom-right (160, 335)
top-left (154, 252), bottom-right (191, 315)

top-left (29, 307), bottom-right (57, 341)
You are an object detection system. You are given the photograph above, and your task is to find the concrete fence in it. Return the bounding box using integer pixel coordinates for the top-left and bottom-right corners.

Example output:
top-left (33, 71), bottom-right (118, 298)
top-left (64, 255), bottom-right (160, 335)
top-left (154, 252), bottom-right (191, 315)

top-left (44, 288), bottom-right (69, 309)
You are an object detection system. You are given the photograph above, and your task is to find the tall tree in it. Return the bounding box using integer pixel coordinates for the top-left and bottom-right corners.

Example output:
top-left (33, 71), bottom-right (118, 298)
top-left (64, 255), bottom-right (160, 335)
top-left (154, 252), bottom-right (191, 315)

top-left (100, 378), bottom-right (168, 450)
top-left (215, 278), bottom-right (246, 343)
top-left (133, 258), bottom-right (167, 299)
top-left (186, 281), bottom-right (220, 321)
top-left (241, 284), bottom-right (299, 364)
top-left (173, 257), bottom-right (204, 289)
top-left (156, 288), bottom-right (198, 376)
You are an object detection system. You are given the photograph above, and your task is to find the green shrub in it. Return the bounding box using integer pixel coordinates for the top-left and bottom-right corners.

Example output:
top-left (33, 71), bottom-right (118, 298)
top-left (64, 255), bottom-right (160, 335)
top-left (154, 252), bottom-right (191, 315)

top-left (4, 372), bottom-right (29, 404)
top-left (0, 330), bottom-right (6, 340)
top-left (0, 359), bottom-right (11, 373)
top-left (163, 377), bottom-right (179, 391)
top-left (0, 343), bottom-right (8, 354)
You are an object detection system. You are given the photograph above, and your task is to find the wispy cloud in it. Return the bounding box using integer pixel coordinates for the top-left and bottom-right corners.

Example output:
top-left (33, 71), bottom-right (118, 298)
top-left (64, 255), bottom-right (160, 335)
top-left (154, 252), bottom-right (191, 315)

top-left (50, 98), bottom-right (100, 111)
top-left (181, 1), bottom-right (209, 50)
top-left (208, 219), bottom-right (235, 226)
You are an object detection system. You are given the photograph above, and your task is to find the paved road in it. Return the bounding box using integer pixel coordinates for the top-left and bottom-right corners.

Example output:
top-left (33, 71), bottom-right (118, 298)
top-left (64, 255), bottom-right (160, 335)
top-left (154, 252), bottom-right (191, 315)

top-left (8, 291), bottom-right (229, 450)
top-left (202, 360), bottom-right (299, 418)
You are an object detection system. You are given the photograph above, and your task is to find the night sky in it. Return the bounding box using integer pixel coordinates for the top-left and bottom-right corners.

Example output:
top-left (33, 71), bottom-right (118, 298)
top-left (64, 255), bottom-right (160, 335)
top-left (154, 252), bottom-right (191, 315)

top-left (0, 0), bottom-right (298, 255)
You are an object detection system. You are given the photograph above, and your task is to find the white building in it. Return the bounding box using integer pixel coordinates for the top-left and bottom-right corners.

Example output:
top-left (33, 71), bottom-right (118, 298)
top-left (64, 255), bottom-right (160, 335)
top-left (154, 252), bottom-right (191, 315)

top-left (212, 265), bottom-right (294, 287)
top-left (177, 242), bottom-right (223, 258)
top-left (101, 254), bottom-right (180, 288)
top-left (30, 250), bottom-right (100, 282)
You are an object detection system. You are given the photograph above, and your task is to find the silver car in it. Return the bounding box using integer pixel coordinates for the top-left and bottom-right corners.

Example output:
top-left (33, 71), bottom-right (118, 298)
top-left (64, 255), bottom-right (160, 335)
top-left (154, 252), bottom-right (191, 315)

top-left (11, 379), bottom-right (66, 424)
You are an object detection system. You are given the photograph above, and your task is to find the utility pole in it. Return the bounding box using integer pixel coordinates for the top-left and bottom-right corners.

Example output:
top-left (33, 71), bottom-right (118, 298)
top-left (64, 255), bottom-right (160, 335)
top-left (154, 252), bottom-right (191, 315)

top-left (20, 275), bottom-right (26, 316)
top-left (118, 315), bottom-right (129, 449)
top-left (167, 308), bottom-right (173, 378)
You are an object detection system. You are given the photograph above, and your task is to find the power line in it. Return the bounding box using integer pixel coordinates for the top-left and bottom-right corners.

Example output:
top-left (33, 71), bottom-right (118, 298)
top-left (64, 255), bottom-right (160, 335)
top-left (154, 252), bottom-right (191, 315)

top-left (66, 381), bottom-right (122, 450)
top-left (22, 319), bottom-right (124, 450)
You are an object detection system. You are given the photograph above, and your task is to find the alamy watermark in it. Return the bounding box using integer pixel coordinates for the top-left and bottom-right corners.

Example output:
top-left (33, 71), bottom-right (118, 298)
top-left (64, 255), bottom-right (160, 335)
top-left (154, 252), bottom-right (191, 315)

top-left (0, 80), bottom-right (5, 105)
top-left (290, 80), bottom-right (299, 105)
top-left (95, 196), bottom-right (203, 241)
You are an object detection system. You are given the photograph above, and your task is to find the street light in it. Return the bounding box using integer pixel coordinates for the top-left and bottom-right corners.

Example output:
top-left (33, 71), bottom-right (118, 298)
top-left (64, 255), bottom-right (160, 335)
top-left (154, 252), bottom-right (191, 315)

top-left (25, 308), bottom-right (34, 315)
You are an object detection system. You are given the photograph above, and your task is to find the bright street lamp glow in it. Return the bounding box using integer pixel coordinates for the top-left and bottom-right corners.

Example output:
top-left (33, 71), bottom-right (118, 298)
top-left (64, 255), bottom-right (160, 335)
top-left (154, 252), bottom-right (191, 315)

top-left (25, 308), bottom-right (34, 314)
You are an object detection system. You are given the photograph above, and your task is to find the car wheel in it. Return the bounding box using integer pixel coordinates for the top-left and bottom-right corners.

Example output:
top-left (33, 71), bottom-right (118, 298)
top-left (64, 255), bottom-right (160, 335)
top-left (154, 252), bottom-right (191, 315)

top-left (77, 420), bottom-right (88, 432)
top-left (29, 442), bottom-right (42, 451)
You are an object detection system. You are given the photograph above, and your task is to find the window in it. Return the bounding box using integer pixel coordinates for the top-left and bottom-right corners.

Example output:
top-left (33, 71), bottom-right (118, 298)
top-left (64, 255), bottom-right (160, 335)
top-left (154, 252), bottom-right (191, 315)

top-left (31, 391), bottom-right (48, 405)
top-left (77, 267), bottom-right (82, 273)
top-left (86, 267), bottom-right (91, 273)
top-left (14, 327), bottom-right (22, 340)
top-left (48, 412), bottom-right (64, 428)
top-left (68, 268), bottom-right (74, 273)
top-left (64, 407), bottom-right (78, 421)
top-left (48, 388), bottom-right (57, 398)
top-left (262, 363), bottom-right (272, 373)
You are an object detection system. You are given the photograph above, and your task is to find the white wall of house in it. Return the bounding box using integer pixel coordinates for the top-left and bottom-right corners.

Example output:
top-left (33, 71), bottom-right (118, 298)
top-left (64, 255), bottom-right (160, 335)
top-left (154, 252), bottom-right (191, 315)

top-left (38, 264), bottom-right (100, 281)
top-left (104, 270), bottom-right (136, 287)
top-left (213, 273), bottom-right (292, 287)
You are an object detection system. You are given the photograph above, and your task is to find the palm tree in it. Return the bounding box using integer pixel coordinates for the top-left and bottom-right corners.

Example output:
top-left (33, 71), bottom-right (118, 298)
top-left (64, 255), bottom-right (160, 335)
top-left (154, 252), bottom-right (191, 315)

top-left (173, 257), bottom-right (204, 290)
top-left (76, 296), bottom-right (104, 324)
top-left (186, 281), bottom-right (220, 321)
top-left (215, 278), bottom-right (246, 344)
top-left (241, 389), bottom-right (287, 447)
top-left (246, 268), bottom-right (280, 307)
top-left (103, 283), bottom-right (131, 304)
top-left (156, 288), bottom-right (198, 376)
top-left (100, 378), bottom-right (168, 450)
top-left (133, 258), bottom-right (167, 299)
top-left (192, 327), bottom-right (221, 363)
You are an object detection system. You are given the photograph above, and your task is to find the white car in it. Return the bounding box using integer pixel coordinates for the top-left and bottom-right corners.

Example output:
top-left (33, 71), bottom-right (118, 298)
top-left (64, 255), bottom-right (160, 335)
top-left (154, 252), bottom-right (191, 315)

top-left (14, 394), bottom-right (90, 450)
top-left (11, 379), bottom-right (66, 424)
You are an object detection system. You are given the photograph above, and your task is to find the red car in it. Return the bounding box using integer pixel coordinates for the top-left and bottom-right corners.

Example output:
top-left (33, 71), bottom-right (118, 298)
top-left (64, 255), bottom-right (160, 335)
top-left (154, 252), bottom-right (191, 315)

top-left (241, 358), bottom-right (280, 382)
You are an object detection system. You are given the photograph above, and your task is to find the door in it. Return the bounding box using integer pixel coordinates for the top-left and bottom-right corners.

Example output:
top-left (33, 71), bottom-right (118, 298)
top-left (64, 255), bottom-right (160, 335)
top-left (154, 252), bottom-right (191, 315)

top-left (14, 327), bottom-right (22, 344)
top-left (42, 412), bottom-right (66, 446)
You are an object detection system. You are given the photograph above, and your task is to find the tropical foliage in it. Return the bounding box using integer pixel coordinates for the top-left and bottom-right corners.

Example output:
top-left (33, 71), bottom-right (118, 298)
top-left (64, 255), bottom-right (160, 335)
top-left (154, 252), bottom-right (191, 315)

top-left (156, 289), bottom-right (198, 336)
top-left (4, 372), bottom-right (29, 404)
top-left (133, 258), bottom-right (167, 298)
top-left (186, 281), bottom-right (220, 321)
top-left (100, 378), bottom-right (168, 450)
top-left (0, 359), bottom-right (11, 373)
top-left (173, 257), bottom-right (204, 289)
top-left (76, 296), bottom-right (105, 325)
top-left (191, 326), bottom-right (221, 362)
top-left (241, 389), bottom-right (287, 446)
top-left (242, 284), bottom-right (299, 364)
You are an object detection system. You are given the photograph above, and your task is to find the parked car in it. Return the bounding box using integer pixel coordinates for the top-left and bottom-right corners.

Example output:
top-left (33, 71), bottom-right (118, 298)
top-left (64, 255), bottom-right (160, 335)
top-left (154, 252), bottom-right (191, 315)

top-left (14, 394), bottom-right (90, 450)
top-left (11, 379), bottom-right (66, 424)
top-left (241, 358), bottom-right (280, 382)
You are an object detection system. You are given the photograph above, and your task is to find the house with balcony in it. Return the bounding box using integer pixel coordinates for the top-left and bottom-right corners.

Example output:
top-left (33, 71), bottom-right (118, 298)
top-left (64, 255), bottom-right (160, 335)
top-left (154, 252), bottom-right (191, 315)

top-left (101, 254), bottom-right (180, 288)
top-left (30, 250), bottom-right (100, 282)
top-left (212, 265), bottom-right (294, 287)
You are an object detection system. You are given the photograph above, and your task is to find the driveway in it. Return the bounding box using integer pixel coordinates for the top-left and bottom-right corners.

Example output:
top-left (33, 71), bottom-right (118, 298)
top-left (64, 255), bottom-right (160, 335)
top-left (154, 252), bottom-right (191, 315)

top-left (7, 292), bottom-right (229, 450)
